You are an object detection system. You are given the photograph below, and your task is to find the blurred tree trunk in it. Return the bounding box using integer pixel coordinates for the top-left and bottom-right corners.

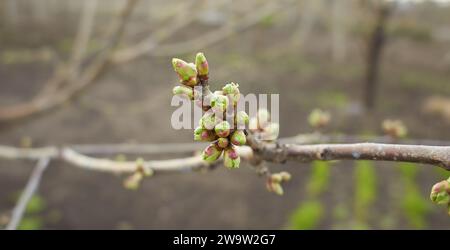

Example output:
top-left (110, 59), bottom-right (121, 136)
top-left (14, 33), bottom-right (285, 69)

top-left (364, 3), bottom-right (391, 111)
top-left (331, 0), bottom-right (349, 63)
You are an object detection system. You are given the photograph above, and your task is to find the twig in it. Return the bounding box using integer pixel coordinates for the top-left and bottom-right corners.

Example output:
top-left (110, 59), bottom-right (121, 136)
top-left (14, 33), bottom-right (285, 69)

top-left (0, 0), bottom-right (138, 123)
top-left (5, 158), bottom-right (50, 230)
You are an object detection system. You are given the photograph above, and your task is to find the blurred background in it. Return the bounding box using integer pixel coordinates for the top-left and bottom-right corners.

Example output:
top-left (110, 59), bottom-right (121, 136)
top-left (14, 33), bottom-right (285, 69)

top-left (0, 0), bottom-right (449, 229)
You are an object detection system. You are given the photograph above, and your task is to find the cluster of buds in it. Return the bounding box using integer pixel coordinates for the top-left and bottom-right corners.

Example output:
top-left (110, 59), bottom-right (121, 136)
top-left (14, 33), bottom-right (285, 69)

top-left (249, 109), bottom-right (280, 141)
top-left (266, 172), bottom-right (291, 195)
top-left (123, 158), bottom-right (153, 190)
top-left (382, 119), bottom-right (408, 139)
top-left (308, 109), bottom-right (331, 130)
top-left (172, 53), bottom-right (249, 169)
top-left (430, 178), bottom-right (450, 215)
top-left (172, 52), bottom-right (209, 101)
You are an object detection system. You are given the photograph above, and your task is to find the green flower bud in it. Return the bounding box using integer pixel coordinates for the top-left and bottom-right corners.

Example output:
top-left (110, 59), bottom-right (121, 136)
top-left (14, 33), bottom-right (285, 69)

top-left (230, 130), bottom-right (246, 146)
top-left (217, 137), bottom-right (229, 148)
top-left (172, 58), bottom-right (198, 86)
top-left (214, 121), bottom-right (231, 138)
top-left (194, 127), bottom-right (216, 141)
top-left (382, 119), bottom-right (408, 138)
top-left (236, 111), bottom-right (249, 128)
top-left (195, 52), bottom-right (209, 76)
top-left (270, 173), bottom-right (283, 183)
top-left (308, 109), bottom-right (331, 129)
top-left (172, 85), bottom-right (194, 99)
top-left (211, 94), bottom-right (229, 113)
top-left (123, 172), bottom-right (143, 190)
top-left (279, 171), bottom-right (292, 182)
top-left (223, 146), bottom-right (240, 169)
top-left (202, 143), bottom-right (223, 163)
top-left (430, 180), bottom-right (450, 204)
top-left (199, 112), bottom-right (217, 130)
top-left (266, 179), bottom-right (284, 195)
top-left (222, 82), bottom-right (240, 104)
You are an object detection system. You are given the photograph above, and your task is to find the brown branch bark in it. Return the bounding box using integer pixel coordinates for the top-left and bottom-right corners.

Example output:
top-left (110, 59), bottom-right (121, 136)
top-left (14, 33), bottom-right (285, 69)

top-left (247, 135), bottom-right (450, 170)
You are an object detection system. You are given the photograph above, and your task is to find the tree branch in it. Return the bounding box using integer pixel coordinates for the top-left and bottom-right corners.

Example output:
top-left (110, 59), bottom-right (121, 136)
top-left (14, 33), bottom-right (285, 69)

top-left (5, 158), bottom-right (50, 230)
top-left (247, 135), bottom-right (450, 170)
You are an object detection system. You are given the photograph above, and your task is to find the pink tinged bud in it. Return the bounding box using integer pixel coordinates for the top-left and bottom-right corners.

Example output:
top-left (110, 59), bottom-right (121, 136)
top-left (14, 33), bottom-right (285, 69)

top-left (211, 94), bottom-right (229, 113)
top-left (214, 121), bottom-right (231, 138)
top-left (230, 130), bottom-right (246, 146)
top-left (308, 109), bottom-right (331, 129)
top-left (172, 86), bottom-right (194, 99)
top-left (217, 137), bottom-right (229, 148)
top-left (223, 147), bottom-right (240, 169)
top-left (194, 126), bottom-right (216, 141)
top-left (171, 58), bottom-right (198, 86)
top-left (195, 52), bottom-right (209, 76)
top-left (202, 143), bottom-right (223, 163)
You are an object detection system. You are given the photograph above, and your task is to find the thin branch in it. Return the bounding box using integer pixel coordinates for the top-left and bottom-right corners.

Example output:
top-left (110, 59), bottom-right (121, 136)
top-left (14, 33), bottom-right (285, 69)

top-left (0, 0), bottom-right (138, 123)
top-left (5, 158), bottom-right (50, 230)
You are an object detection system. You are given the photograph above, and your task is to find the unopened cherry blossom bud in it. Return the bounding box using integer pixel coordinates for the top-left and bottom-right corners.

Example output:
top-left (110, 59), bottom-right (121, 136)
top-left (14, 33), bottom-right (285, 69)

top-left (211, 94), bottom-right (229, 113)
top-left (430, 180), bottom-right (450, 205)
top-left (214, 121), bottom-right (231, 138)
top-left (123, 172), bottom-right (143, 190)
top-left (223, 146), bottom-right (240, 169)
top-left (266, 179), bottom-right (284, 195)
top-left (270, 173), bottom-right (283, 183)
top-left (222, 82), bottom-right (240, 104)
top-left (217, 137), bottom-right (229, 148)
top-left (195, 52), bottom-right (209, 77)
top-left (194, 127), bottom-right (216, 141)
top-left (172, 58), bottom-right (198, 86)
top-left (261, 123), bottom-right (279, 140)
top-left (382, 119), bottom-right (408, 138)
top-left (202, 143), bottom-right (223, 163)
top-left (200, 112), bottom-right (216, 130)
top-left (308, 109), bottom-right (331, 129)
top-left (172, 85), bottom-right (194, 99)
top-left (279, 171), bottom-right (292, 181)
top-left (230, 130), bottom-right (246, 146)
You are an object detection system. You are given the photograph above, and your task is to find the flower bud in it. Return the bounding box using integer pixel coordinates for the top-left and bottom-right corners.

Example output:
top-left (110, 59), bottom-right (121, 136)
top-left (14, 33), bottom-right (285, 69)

top-left (214, 121), bottom-right (231, 138)
top-left (199, 112), bottom-right (217, 130)
top-left (172, 58), bottom-right (198, 86)
top-left (236, 111), bottom-right (249, 129)
top-left (308, 109), bottom-right (331, 129)
top-left (172, 86), bottom-right (194, 100)
top-left (217, 137), bottom-right (229, 148)
top-left (279, 171), bottom-right (292, 182)
top-left (430, 180), bottom-right (450, 204)
top-left (382, 119), bottom-right (408, 138)
top-left (195, 52), bottom-right (209, 76)
top-left (202, 143), bottom-right (223, 163)
top-left (194, 127), bottom-right (216, 141)
top-left (123, 172), bottom-right (143, 190)
top-left (266, 179), bottom-right (284, 195)
top-left (223, 146), bottom-right (240, 169)
top-left (230, 130), bottom-right (246, 146)
top-left (270, 174), bottom-right (283, 183)
top-left (211, 94), bottom-right (229, 113)
top-left (222, 82), bottom-right (240, 104)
